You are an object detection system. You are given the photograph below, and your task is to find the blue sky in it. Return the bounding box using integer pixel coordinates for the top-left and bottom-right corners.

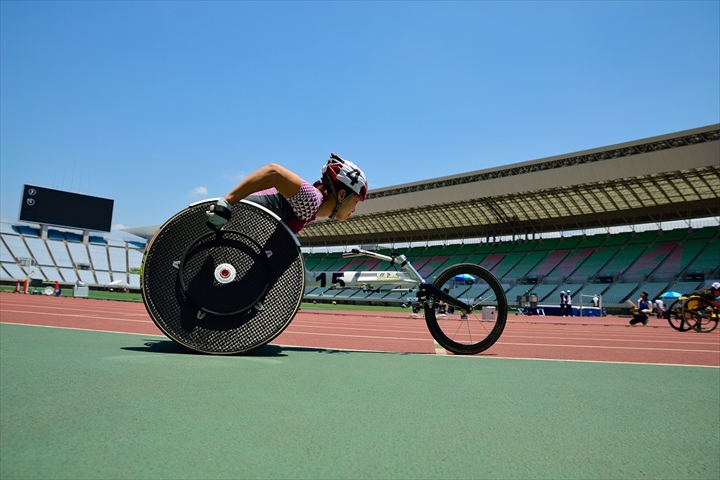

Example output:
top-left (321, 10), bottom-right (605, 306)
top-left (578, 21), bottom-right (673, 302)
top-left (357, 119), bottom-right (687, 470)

top-left (1, 1), bottom-right (718, 230)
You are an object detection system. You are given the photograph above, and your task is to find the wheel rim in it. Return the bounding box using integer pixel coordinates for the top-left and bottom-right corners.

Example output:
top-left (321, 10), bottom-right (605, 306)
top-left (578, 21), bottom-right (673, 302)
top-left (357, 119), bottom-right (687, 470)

top-left (426, 264), bottom-right (507, 354)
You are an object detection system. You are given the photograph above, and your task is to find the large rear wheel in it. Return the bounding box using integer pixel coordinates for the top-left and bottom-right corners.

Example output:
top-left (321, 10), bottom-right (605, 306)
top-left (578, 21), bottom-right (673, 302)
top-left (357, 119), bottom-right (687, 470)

top-left (424, 264), bottom-right (508, 355)
top-left (683, 297), bottom-right (719, 333)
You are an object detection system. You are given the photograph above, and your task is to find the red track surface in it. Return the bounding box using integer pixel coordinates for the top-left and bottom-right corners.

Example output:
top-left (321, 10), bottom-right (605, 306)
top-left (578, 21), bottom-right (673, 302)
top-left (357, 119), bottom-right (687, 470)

top-left (1, 293), bottom-right (718, 366)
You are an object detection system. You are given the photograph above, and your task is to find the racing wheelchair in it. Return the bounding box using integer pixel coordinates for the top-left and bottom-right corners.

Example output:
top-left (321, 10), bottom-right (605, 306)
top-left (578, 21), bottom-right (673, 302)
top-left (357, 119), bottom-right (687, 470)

top-left (141, 200), bottom-right (508, 355)
top-left (666, 295), bottom-right (719, 333)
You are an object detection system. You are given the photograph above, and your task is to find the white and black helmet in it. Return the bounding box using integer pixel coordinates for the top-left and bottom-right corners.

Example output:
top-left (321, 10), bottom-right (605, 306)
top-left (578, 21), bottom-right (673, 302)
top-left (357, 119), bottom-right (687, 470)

top-left (321, 153), bottom-right (368, 201)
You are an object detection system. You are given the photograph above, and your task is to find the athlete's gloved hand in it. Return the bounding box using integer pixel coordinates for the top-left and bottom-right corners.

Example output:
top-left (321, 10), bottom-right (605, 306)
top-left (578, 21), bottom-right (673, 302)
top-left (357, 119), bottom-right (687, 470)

top-left (206, 198), bottom-right (232, 227)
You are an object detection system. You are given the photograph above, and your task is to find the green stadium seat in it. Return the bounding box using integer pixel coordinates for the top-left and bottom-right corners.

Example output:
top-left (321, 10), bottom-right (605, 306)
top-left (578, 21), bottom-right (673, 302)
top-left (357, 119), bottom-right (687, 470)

top-left (455, 244), bottom-right (480, 256)
top-left (503, 251), bottom-right (548, 279)
top-left (655, 240), bottom-right (710, 275)
top-left (603, 232), bottom-right (632, 247)
top-left (527, 250), bottom-right (569, 277)
top-left (601, 283), bottom-right (640, 304)
top-left (493, 242), bottom-right (515, 253)
top-left (573, 246), bottom-right (620, 277)
top-left (533, 238), bottom-right (561, 251)
top-left (475, 243), bottom-right (496, 254)
top-left (577, 234), bottom-right (607, 248)
top-left (666, 281), bottom-right (702, 296)
top-left (686, 238), bottom-right (719, 275)
top-left (479, 253), bottom-right (504, 272)
top-left (462, 253), bottom-right (488, 266)
top-left (418, 256), bottom-right (449, 278)
top-left (492, 253), bottom-right (525, 279)
top-left (546, 248), bottom-right (594, 277)
top-left (627, 230), bottom-right (659, 245)
top-left (656, 229), bottom-right (687, 242)
top-left (597, 245), bottom-right (648, 276)
top-left (510, 240), bottom-right (538, 253)
top-left (439, 244), bottom-right (460, 255)
top-left (624, 243), bottom-right (677, 276)
top-left (685, 226), bottom-right (719, 240)
top-left (555, 236), bottom-right (583, 250)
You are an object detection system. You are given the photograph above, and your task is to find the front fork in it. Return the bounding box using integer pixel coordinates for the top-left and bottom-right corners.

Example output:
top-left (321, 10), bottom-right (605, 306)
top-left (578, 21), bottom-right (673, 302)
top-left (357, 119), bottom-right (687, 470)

top-left (417, 282), bottom-right (473, 314)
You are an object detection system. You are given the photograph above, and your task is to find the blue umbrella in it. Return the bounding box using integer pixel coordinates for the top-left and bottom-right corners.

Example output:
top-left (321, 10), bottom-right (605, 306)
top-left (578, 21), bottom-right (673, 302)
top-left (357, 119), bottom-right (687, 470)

top-left (454, 274), bottom-right (474, 281)
top-left (454, 274), bottom-right (476, 284)
top-left (661, 291), bottom-right (682, 298)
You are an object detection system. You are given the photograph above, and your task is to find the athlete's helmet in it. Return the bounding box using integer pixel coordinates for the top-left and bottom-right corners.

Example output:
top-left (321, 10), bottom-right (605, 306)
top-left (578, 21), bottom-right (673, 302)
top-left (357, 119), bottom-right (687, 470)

top-left (321, 153), bottom-right (368, 201)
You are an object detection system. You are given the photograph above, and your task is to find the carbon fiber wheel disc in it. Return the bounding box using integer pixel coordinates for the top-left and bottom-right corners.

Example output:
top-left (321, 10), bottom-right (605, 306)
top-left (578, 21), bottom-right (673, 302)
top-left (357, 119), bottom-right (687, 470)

top-left (141, 200), bottom-right (305, 354)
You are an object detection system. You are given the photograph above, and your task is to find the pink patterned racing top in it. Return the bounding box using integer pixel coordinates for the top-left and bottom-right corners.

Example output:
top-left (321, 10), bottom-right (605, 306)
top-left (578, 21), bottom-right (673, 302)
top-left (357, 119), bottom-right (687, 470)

top-left (245, 180), bottom-right (324, 234)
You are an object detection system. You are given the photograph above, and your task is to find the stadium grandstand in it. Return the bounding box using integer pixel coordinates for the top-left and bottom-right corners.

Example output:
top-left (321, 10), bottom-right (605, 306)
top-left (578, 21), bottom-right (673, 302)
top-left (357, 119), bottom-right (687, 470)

top-left (3, 124), bottom-right (719, 311)
top-left (0, 220), bottom-right (147, 290)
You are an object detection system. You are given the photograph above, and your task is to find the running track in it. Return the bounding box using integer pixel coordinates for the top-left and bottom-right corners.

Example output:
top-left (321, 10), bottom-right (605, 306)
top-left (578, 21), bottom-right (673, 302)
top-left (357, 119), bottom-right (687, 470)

top-left (1, 293), bottom-right (718, 367)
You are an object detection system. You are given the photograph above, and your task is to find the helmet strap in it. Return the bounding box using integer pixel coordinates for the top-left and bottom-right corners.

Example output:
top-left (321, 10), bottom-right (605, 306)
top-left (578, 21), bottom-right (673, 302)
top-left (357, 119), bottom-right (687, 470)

top-left (327, 182), bottom-right (352, 220)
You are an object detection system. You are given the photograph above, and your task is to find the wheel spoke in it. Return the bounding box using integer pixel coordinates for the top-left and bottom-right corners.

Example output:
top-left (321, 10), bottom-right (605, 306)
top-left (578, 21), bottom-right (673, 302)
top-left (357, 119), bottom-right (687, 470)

top-left (424, 264), bottom-right (507, 355)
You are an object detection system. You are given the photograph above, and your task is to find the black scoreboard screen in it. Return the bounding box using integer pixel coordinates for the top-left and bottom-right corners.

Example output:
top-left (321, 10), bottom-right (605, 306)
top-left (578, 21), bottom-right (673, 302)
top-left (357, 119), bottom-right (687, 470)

top-left (19, 185), bottom-right (114, 232)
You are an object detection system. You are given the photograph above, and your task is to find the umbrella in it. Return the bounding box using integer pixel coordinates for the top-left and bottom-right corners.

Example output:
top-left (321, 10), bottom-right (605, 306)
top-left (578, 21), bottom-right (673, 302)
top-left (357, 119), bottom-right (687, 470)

top-left (660, 291), bottom-right (682, 298)
top-left (454, 274), bottom-right (475, 283)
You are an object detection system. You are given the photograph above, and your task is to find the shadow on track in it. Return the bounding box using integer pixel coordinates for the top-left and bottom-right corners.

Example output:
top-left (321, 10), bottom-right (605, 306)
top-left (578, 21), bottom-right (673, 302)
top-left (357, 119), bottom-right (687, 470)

top-left (121, 340), bottom-right (416, 357)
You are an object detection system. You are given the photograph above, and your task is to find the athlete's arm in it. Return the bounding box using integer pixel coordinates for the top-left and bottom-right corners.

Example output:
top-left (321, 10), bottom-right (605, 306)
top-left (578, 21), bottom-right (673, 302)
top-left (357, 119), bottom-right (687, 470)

top-left (224, 163), bottom-right (302, 204)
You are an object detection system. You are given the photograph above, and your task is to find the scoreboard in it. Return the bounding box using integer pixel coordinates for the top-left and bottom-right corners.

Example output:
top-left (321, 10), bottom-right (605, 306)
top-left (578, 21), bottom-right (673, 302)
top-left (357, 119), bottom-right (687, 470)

top-left (19, 185), bottom-right (114, 232)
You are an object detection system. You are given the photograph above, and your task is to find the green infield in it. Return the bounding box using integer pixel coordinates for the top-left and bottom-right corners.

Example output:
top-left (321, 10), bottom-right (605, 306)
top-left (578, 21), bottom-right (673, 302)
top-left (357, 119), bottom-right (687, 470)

top-left (1, 323), bottom-right (718, 480)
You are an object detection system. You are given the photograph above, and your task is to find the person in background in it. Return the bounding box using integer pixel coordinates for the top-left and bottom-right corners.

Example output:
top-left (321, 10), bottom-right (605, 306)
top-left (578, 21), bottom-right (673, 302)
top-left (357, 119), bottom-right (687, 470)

top-left (559, 290), bottom-right (567, 316)
top-left (564, 290), bottom-right (573, 317)
top-left (629, 291), bottom-right (653, 326)
top-left (654, 297), bottom-right (666, 318)
top-left (592, 293), bottom-right (600, 308)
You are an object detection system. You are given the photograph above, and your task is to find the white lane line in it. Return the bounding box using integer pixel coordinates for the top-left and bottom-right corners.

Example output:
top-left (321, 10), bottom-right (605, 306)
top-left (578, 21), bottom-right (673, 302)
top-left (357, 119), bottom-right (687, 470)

top-left (441, 354), bottom-right (720, 368)
top-left (0, 322), bottom-right (164, 337)
top-left (0, 309), bottom-right (155, 324)
top-left (290, 323), bottom-right (719, 346)
top-left (280, 330), bottom-right (431, 342)
top-left (497, 341), bottom-right (717, 353)
top-left (0, 303), bottom-right (148, 316)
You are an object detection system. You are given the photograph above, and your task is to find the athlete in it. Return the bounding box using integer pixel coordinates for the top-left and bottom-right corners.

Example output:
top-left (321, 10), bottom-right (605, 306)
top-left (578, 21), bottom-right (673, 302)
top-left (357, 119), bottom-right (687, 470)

top-left (205, 153), bottom-right (368, 233)
top-left (689, 281), bottom-right (720, 310)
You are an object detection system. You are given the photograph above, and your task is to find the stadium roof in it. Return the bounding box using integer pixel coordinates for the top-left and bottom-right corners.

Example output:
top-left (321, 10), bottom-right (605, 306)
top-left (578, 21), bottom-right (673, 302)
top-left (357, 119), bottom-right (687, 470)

top-left (298, 124), bottom-right (720, 246)
top-left (125, 124), bottom-right (720, 246)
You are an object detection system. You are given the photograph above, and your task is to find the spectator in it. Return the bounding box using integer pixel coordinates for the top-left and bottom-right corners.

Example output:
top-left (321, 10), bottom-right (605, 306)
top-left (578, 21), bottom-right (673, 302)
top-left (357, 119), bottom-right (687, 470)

top-left (592, 294), bottom-right (600, 308)
top-left (629, 291), bottom-right (653, 326)
top-left (654, 297), bottom-right (666, 318)
top-left (559, 290), bottom-right (567, 316)
top-left (437, 300), bottom-right (447, 316)
top-left (564, 290), bottom-right (573, 317)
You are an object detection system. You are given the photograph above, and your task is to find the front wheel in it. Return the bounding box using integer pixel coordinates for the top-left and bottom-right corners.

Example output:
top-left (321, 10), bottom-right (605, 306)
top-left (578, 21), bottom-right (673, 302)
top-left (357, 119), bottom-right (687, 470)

top-left (424, 264), bottom-right (508, 355)
top-left (666, 299), bottom-right (692, 332)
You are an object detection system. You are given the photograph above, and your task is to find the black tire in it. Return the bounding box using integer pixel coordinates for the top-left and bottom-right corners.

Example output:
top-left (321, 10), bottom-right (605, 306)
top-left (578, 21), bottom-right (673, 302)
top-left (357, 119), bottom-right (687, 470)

top-left (683, 297), bottom-right (719, 333)
top-left (141, 200), bottom-right (305, 354)
top-left (424, 264), bottom-right (508, 355)
top-left (666, 299), bottom-right (692, 332)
